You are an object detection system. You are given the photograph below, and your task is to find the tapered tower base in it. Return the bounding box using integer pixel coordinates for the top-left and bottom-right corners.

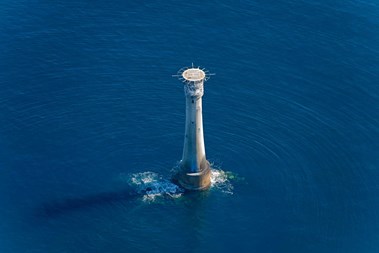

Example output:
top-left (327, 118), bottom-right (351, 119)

top-left (173, 161), bottom-right (211, 191)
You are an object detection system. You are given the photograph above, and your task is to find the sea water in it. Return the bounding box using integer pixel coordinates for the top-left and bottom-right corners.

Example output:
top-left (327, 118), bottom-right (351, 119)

top-left (1, 1), bottom-right (379, 252)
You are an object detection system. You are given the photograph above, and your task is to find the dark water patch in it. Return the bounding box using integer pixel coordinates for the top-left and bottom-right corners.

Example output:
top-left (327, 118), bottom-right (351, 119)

top-left (35, 188), bottom-right (139, 218)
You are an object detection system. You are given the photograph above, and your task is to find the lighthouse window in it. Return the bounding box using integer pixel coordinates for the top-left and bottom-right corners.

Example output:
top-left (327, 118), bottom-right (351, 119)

top-left (192, 99), bottom-right (194, 104)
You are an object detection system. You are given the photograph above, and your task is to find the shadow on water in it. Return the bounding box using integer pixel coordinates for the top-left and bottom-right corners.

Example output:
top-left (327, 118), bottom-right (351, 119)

top-left (35, 185), bottom-right (190, 218)
top-left (35, 187), bottom-right (140, 218)
top-left (34, 168), bottom-right (231, 219)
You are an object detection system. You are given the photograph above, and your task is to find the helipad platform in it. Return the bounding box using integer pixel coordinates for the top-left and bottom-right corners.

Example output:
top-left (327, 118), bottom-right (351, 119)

top-left (182, 68), bottom-right (206, 82)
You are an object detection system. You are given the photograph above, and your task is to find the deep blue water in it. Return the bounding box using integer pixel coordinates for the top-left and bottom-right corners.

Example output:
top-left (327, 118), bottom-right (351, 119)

top-left (1, 0), bottom-right (379, 252)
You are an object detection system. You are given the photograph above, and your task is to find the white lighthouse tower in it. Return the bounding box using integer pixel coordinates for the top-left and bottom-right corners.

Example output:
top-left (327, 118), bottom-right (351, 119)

top-left (173, 64), bottom-right (213, 190)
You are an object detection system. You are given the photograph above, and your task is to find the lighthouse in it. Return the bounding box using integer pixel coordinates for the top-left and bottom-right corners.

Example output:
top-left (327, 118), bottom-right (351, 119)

top-left (173, 65), bottom-right (213, 190)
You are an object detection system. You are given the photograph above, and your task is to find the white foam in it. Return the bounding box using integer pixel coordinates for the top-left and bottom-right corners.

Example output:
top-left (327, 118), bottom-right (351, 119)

top-left (210, 169), bottom-right (234, 194)
top-left (124, 168), bottom-right (234, 202)
top-left (128, 172), bottom-right (184, 202)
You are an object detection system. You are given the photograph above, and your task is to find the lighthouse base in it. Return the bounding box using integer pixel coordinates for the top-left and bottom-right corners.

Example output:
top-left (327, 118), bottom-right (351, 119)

top-left (173, 161), bottom-right (211, 191)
